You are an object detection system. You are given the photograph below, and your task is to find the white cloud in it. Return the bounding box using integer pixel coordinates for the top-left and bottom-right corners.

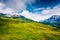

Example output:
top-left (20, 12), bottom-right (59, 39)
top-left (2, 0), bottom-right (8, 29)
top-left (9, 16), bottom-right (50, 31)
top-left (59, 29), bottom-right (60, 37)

top-left (20, 10), bottom-right (51, 21)
top-left (50, 6), bottom-right (60, 15)
top-left (5, 0), bottom-right (35, 12)
top-left (0, 3), bottom-right (6, 9)
top-left (0, 2), bottom-right (60, 22)
top-left (40, 5), bottom-right (60, 15)
top-left (41, 10), bottom-right (50, 14)
top-left (0, 3), bottom-right (19, 17)
top-left (20, 5), bottom-right (60, 21)
top-left (34, 8), bottom-right (44, 11)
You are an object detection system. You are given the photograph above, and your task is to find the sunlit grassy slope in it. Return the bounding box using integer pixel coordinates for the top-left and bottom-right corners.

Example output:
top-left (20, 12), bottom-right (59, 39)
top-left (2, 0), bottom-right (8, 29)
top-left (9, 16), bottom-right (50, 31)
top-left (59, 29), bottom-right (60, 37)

top-left (0, 17), bottom-right (60, 40)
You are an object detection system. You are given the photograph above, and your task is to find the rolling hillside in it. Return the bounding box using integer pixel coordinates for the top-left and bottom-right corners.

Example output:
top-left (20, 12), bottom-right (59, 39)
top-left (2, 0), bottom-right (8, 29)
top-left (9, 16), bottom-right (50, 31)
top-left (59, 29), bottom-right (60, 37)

top-left (0, 17), bottom-right (60, 40)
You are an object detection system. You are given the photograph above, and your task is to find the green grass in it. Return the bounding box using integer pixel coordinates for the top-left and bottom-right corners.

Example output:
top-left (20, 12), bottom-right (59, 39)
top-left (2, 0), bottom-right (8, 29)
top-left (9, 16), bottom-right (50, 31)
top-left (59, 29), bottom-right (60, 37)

top-left (0, 17), bottom-right (60, 40)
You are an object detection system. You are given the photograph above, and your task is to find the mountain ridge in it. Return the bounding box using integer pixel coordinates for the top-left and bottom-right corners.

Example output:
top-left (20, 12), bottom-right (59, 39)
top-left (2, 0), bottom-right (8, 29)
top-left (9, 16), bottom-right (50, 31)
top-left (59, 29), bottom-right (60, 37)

top-left (43, 15), bottom-right (60, 28)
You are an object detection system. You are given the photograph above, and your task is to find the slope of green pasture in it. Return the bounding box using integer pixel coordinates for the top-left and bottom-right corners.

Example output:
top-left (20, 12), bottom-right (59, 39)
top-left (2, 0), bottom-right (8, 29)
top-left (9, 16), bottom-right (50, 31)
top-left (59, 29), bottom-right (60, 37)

top-left (0, 17), bottom-right (60, 40)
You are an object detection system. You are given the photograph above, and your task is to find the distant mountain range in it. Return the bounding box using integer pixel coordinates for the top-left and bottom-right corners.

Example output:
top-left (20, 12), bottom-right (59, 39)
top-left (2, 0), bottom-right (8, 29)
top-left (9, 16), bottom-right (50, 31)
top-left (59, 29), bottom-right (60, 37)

top-left (0, 13), bottom-right (60, 28)
top-left (43, 15), bottom-right (60, 28)
top-left (0, 13), bottom-right (34, 23)
top-left (0, 13), bottom-right (6, 17)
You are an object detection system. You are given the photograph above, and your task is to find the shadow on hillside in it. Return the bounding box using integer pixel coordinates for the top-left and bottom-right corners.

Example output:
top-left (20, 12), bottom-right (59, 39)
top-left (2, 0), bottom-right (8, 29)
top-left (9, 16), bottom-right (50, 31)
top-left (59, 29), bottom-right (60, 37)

top-left (0, 18), bottom-right (9, 35)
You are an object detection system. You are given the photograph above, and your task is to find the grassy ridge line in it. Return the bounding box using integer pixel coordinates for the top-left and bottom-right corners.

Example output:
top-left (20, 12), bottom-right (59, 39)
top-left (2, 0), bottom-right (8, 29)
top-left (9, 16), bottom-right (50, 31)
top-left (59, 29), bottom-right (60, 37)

top-left (0, 17), bottom-right (60, 40)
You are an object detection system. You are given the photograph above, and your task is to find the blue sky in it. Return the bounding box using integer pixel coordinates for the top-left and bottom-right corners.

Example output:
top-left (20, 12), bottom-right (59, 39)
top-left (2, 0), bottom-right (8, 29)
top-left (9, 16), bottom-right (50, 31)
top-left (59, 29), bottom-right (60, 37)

top-left (0, 0), bottom-right (60, 21)
top-left (0, 0), bottom-right (60, 12)
top-left (26, 0), bottom-right (60, 12)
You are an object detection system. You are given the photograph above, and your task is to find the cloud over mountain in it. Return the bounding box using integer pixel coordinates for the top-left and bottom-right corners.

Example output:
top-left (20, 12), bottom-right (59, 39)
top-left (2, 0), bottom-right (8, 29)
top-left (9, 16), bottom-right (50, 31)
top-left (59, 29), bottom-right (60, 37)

top-left (0, 0), bottom-right (60, 21)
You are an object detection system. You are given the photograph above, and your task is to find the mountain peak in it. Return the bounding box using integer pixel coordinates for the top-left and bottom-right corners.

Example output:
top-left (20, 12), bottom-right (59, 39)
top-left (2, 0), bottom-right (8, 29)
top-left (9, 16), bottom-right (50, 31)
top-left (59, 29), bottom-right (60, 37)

top-left (45, 15), bottom-right (60, 23)
top-left (43, 15), bottom-right (60, 28)
top-left (51, 15), bottom-right (60, 19)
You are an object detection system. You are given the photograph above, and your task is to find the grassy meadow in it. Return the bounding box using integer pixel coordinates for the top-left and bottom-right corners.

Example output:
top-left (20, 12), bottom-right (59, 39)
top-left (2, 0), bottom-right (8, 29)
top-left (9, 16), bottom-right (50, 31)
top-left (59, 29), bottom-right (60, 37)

top-left (0, 17), bottom-right (60, 40)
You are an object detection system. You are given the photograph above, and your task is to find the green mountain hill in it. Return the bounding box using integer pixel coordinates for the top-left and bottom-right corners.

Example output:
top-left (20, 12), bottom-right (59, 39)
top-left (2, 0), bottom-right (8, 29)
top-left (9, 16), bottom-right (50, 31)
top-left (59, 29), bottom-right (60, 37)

top-left (0, 17), bottom-right (60, 40)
